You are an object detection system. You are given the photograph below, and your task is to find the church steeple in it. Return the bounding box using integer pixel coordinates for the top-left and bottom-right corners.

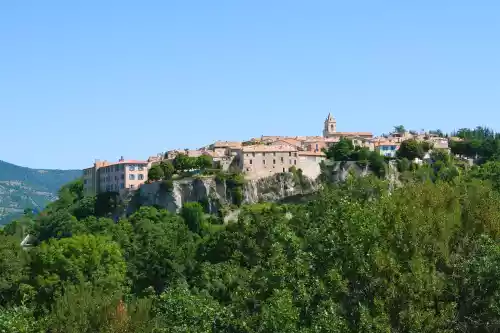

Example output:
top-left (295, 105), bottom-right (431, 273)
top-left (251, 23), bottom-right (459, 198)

top-left (323, 112), bottom-right (337, 137)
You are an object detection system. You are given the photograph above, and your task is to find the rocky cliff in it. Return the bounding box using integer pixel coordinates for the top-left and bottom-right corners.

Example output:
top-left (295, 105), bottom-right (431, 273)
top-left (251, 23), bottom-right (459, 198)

top-left (136, 172), bottom-right (318, 214)
top-left (320, 160), bottom-right (400, 187)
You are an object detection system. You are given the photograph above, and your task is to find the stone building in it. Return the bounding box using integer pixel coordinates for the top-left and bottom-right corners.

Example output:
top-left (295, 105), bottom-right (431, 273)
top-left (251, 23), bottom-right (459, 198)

top-left (83, 157), bottom-right (150, 195)
top-left (237, 144), bottom-right (299, 179)
top-left (297, 151), bottom-right (327, 179)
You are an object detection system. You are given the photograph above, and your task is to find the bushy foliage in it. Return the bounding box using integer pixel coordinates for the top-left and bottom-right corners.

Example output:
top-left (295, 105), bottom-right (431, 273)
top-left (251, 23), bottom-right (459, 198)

top-left (7, 141), bottom-right (500, 331)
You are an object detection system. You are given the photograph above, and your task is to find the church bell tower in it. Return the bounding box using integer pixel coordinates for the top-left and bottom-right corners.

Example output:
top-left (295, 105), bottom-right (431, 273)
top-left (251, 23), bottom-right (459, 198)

top-left (323, 113), bottom-right (337, 137)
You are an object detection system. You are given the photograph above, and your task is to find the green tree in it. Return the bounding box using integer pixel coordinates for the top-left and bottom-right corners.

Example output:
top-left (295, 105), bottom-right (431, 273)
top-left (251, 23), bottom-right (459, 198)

top-left (72, 195), bottom-right (96, 220)
top-left (127, 207), bottom-right (196, 294)
top-left (160, 160), bottom-right (175, 179)
top-left (468, 161), bottom-right (500, 191)
top-left (0, 306), bottom-right (39, 333)
top-left (196, 155), bottom-right (213, 170)
top-left (397, 139), bottom-right (424, 160)
top-left (180, 202), bottom-right (205, 234)
top-left (94, 192), bottom-right (121, 217)
top-left (393, 125), bottom-right (406, 133)
top-left (326, 138), bottom-right (354, 161)
top-left (32, 210), bottom-right (82, 242)
top-left (453, 235), bottom-right (500, 332)
top-left (154, 284), bottom-right (226, 332)
top-left (47, 284), bottom-right (156, 333)
top-left (173, 153), bottom-right (196, 172)
top-left (30, 234), bottom-right (126, 303)
top-left (429, 129), bottom-right (444, 137)
top-left (0, 236), bottom-right (28, 305)
top-left (148, 164), bottom-right (164, 181)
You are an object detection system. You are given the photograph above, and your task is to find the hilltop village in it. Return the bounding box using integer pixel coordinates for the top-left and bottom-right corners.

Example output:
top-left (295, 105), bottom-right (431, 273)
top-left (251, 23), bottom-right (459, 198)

top-left (82, 113), bottom-right (451, 196)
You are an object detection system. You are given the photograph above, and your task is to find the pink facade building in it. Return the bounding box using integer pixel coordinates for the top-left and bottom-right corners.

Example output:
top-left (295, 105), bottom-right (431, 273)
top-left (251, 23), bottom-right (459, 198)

top-left (83, 157), bottom-right (149, 196)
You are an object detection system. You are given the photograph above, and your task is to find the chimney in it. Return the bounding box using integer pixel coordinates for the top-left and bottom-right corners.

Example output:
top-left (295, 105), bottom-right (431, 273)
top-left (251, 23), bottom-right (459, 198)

top-left (119, 156), bottom-right (124, 162)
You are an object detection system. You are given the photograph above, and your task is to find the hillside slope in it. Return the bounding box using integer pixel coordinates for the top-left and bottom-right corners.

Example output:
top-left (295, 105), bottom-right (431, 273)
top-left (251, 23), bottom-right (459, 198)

top-left (0, 160), bottom-right (81, 225)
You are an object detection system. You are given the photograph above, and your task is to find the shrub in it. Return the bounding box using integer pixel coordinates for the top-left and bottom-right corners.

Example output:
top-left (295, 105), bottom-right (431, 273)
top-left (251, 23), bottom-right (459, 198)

top-left (233, 187), bottom-right (243, 206)
top-left (160, 179), bottom-right (174, 192)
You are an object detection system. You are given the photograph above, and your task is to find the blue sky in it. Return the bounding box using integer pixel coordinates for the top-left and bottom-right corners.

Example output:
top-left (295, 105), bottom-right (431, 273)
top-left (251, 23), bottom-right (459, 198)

top-left (1, 1), bottom-right (499, 169)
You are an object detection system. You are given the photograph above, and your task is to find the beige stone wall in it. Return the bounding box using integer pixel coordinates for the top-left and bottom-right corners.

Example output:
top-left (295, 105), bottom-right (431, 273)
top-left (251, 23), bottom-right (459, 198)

top-left (239, 150), bottom-right (299, 179)
top-left (99, 164), bottom-right (126, 192)
top-left (298, 155), bottom-right (326, 179)
top-left (83, 167), bottom-right (97, 196)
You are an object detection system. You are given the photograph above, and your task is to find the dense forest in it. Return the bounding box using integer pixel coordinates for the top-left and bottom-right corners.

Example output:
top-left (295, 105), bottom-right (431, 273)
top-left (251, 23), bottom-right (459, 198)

top-left (3, 127), bottom-right (500, 332)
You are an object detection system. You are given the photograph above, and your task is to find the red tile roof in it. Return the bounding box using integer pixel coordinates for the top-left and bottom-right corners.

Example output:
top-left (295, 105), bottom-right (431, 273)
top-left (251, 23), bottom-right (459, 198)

top-left (242, 144), bottom-right (298, 152)
top-left (299, 151), bottom-right (326, 157)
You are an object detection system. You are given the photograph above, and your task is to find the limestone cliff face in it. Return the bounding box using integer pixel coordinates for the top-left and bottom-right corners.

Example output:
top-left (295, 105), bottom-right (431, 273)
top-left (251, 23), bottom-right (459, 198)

top-left (320, 160), bottom-right (400, 186)
top-left (137, 173), bottom-right (318, 214)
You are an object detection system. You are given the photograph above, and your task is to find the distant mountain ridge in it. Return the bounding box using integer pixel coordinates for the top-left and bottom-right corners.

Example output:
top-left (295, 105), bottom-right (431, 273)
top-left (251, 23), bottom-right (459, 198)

top-left (0, 160), bottom-right (81, 225)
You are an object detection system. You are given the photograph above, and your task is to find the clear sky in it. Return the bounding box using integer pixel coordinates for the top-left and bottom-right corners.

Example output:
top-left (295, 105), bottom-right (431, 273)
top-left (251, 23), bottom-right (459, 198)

top-left (1, 1), bottom-right (499, 169)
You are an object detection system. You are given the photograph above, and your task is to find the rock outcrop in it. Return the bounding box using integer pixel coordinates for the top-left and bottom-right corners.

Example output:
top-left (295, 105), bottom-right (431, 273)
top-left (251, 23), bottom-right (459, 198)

top-left (136, 172), bottom-right (318, 214)
top-left (320, 160), bottom-right (400, 188)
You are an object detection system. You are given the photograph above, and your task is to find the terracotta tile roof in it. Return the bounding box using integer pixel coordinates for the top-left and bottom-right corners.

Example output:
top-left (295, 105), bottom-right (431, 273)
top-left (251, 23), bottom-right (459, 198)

top-left (102, 160), bottom-right (148, 167)
top-left (306, 136), bottom-right (324, 140)
top-left (242, 144), bottom-right (298, 153)
top-left (213, 141), bottom-right (242, 148)
top-left (299, 151), bottom-right (326, 157)
top-left (206, 150), bottom-right (227, 158)
top-left (374, 141), bottom-right (399, 147)
top-left (272, 138), bottom-right (303, 147)
top-left (331, 132), bottom-right (373, 137)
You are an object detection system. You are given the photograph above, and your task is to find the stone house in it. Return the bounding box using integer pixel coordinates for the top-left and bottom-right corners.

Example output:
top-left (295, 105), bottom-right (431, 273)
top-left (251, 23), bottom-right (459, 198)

top-left (237, 144), bottom-right (299, 179)
top-left (83, 157), bottom-right (150, 195)
top-left (297, 151), bottom-right (327, 179)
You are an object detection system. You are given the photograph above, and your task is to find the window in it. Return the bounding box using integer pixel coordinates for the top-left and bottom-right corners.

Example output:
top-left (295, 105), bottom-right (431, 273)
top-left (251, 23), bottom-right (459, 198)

top-left (121, 174), bottom-right (125, 180)
top-left (289, 159), bottom-right (292, 164)
top-left (138, 165), bottom-right (144, 171)
top-left (129, 165), bottom-right (135, 171)
top-left (263, 160), bottom-right (266, 165)
top-left (273, 159), bottom-right (276, 164)
top-left (273, 152), bottom-right (276, 156)
top-left (280, 157), bottom-right (284, 163)
top-left (115, 165), bottom-right (119, 172)
top-left (115, 176), bottom-right (118, 181)
top-left (294, 152), bottom-right (297, 157)
top-left (84, 179), bottom-right (88, 185)
top-left (120, 183), bottom-right (124, 189)
top-left (252, 152), bottom-right (255, 157)
top-left (138, 174), bottom-right (144, 180)
top-left (289, 152), bottom-right (292, 156)
top-left (294, 160), bottom-right (297, 165)
top-left (249, 159), bottom-right (253, 165)
top-left (129, 174), bottom-right (135, 180)
top-left (283, 168), bottom-right (285, 172)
